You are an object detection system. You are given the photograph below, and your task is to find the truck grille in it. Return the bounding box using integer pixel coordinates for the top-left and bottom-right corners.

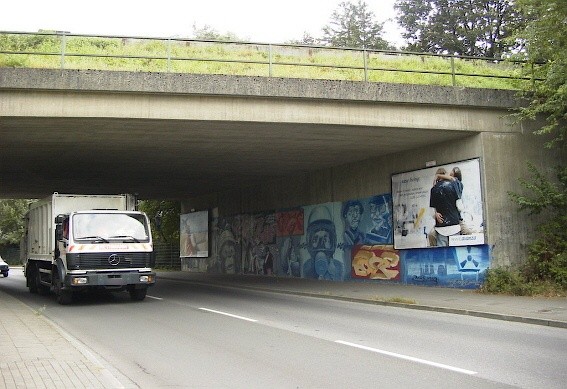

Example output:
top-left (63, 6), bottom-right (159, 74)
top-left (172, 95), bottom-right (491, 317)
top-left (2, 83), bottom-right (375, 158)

top-left (68, 252), bottom-right (151, 270)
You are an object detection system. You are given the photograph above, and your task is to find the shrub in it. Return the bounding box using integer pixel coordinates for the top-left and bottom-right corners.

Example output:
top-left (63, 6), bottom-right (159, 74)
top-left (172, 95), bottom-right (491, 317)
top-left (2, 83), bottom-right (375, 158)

top-left (522, 214), bottom-right (567, 289)
top-left (481, 267), bottom-right (566, 297)
top-left (481, 267), bottom-right (530, 295)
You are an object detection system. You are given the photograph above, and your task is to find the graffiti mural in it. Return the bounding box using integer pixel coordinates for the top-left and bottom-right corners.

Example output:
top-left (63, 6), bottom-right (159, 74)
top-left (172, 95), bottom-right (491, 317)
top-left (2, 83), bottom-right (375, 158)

top-left (340, 195), bottom-right (393, 248)
top-left (351, 245), bottom-right (400, 280)
top-left (276, 208), bottom-right (304, 237)
top-left (240, 212), bottom-right (277, 275)
top-left (184, 185), bottom-right (491, 288)
top-left (300, 203), bottom-right (346, 280)
top-left (277, 209), bottom-right (304, 277)
top-left (209, 215), bottom-right (242, 274)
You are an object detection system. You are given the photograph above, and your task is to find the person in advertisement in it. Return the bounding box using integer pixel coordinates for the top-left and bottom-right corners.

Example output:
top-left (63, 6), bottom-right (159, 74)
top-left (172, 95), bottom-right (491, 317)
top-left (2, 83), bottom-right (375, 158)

top-left (429, 167), bottom-right (462, 246)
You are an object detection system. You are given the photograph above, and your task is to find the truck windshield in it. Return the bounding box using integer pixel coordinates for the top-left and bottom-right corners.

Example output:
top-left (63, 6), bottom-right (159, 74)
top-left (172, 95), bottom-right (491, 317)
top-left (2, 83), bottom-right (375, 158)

top-left (73, 213), bottom-right (149, 242)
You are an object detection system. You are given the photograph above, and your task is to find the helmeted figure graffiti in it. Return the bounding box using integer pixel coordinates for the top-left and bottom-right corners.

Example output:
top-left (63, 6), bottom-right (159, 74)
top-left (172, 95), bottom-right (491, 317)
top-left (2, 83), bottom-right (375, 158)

top-left (303, 205), bottom-right (344, 280)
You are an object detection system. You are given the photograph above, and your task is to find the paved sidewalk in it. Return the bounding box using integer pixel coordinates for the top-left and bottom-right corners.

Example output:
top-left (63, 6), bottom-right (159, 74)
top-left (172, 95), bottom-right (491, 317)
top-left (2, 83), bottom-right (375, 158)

top-left (159, 271), bottom-right (567, 329)
top-left (0, 287), bottom-right (133, 389)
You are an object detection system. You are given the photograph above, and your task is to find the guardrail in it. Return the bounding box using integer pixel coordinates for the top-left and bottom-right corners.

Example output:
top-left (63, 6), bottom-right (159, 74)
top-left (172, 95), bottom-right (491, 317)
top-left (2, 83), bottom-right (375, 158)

top-left (0, 31), bottom-right (538, 89)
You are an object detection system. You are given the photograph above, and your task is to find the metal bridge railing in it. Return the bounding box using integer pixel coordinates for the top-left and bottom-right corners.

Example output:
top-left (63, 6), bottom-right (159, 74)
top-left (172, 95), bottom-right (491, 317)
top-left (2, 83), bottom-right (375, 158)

top-left (0, 31), bottom-right (539, 89)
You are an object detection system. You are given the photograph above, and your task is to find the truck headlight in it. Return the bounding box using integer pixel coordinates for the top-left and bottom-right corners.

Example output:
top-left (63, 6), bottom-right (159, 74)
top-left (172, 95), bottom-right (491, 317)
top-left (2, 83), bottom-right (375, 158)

top-left (72, 277), bottom-right (88, 285)
top-left (140, 275), bottom-right (155, 283)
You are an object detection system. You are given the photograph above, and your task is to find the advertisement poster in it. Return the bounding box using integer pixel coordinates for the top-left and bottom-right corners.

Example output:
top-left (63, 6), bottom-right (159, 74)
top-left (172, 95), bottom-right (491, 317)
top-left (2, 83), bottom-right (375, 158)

top-left (180, 210), bottom-right (209, 257)
top-left (392, 158), bottom-right (484, 249)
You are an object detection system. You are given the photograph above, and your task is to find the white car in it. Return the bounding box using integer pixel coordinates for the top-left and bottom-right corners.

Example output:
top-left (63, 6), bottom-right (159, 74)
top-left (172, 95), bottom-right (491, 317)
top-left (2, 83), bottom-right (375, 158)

top-left (0, 255), bottom-right (9, 277)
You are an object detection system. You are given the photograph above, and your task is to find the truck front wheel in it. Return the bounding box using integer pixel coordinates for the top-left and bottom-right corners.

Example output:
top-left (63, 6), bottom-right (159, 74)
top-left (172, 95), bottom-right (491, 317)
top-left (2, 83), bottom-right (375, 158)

top-left (129, 286), bottom-right (147, 301)
top-left (53, 270), bottom-right (73, 305)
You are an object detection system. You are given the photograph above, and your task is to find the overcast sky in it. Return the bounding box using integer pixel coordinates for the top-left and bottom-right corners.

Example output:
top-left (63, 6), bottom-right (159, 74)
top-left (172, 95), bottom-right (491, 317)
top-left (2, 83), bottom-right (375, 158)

top-left (1, 0), bottom-right (403, 46)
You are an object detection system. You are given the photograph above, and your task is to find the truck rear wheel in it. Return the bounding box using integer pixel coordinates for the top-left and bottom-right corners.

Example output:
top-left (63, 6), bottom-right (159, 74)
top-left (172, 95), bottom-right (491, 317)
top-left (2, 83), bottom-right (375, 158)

top-left (28, 266), bottom-right (38, 294)
top-left (28, 264), bottom-right (49, 295)
top-left (129, 286), bottom-right (147, 301)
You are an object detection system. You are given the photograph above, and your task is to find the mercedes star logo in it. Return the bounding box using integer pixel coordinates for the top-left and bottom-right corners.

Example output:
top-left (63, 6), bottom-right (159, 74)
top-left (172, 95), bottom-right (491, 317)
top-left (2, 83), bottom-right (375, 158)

top-left (108, 254), bottom-right (121, 266)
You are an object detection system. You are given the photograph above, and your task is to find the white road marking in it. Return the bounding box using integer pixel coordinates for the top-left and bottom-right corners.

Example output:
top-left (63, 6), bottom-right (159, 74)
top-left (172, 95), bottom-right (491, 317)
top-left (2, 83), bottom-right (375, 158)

top-left (146, 295), bottom-right (163, 300)
top-left (335, 340), bottom-right (477, 375)
top-left (199, 308), bottom-right (258, 322)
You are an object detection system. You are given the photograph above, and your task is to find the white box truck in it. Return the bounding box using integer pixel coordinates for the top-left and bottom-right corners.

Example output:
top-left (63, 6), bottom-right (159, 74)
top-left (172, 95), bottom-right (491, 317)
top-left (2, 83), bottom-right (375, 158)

top-left (23, 193), bottom-right (156, 304)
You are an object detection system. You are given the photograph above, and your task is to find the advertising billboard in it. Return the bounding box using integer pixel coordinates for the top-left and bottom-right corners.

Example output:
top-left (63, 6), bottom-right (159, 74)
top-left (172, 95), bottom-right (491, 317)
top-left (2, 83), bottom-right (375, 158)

top-left (392, 158), bottom-right (484, 249)
top-left (180, 210), bottom-right (209, 257)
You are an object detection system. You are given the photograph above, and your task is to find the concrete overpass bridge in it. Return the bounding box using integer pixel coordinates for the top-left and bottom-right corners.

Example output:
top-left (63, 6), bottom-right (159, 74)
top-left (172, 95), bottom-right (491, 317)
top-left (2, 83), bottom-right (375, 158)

top-left (1, 67), bottom-right (518, 200)
top-left (2, 66), bottom-right (561, 273)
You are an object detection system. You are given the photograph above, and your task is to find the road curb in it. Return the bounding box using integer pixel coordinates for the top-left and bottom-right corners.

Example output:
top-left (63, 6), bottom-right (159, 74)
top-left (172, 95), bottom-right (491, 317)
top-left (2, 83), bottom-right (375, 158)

top-left (160, 276), bottom-right (567, 329)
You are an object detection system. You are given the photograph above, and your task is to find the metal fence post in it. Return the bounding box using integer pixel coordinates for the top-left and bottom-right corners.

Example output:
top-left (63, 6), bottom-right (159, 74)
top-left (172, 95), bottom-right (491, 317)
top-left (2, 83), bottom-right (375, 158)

top-left (450, 56), bottom-right (456, 86)
top-left (363, 49), bottom-right (368, 82)
top-left (60, 32), bottom-right (67, 70)
top-left (268, 44), bottom-right (273, 77)
top-left (167, 38), bottom-right (172, 72)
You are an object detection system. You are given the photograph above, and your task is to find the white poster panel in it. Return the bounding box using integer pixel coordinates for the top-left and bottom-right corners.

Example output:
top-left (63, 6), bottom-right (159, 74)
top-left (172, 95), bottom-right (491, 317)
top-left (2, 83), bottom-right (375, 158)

top-left (392, 158), bottom-right (484, 249)
top-left (180, 210), bottom-right (209, 257)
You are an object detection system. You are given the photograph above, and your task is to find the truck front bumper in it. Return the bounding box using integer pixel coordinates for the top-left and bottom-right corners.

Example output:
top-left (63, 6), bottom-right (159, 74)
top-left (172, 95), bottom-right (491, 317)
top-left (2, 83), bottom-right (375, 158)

top-left (65, 270), bottom-right (156, 288)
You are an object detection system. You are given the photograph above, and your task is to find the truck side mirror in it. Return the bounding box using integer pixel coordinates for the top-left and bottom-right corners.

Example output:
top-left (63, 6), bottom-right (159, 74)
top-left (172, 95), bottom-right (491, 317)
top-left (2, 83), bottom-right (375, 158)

top-left (55, 224), bottom-right (63, 240)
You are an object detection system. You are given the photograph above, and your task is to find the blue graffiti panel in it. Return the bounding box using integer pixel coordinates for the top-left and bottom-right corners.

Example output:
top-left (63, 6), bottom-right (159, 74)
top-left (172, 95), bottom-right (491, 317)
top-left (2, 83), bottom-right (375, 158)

top-left (341, 194), bottom-right (393, 248)
top-left (402, 244), bottom-right (490, 288)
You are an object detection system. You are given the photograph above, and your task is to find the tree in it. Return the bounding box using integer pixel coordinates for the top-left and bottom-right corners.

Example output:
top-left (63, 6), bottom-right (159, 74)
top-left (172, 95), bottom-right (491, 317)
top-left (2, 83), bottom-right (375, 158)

top-left (138, 200), bottom-right (180, 243)
top-left (394, 0), bottom-right (526, 57)
top-left (321, 0), bottom-right (392, 49)
top-left (191, 24), bottom-right (244, 42)
top-left (0, 199), bottom-right (34, 246)
top-left (515, 0), bottom-right (567, 147)
top-left (287, 32), bottom-right (319, 46)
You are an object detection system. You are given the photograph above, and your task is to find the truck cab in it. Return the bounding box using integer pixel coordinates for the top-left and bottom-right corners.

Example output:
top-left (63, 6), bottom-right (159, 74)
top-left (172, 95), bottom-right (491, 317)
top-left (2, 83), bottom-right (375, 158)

top-left (24, 193), bottom-right (156, 305)
top-left (51, 210), bottom-right (156, 303)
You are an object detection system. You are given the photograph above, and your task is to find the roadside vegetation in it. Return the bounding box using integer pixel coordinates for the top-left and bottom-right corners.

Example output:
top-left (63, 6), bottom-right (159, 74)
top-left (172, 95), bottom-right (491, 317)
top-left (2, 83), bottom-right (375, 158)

top-left (481, 0), bottom-right (567, 297)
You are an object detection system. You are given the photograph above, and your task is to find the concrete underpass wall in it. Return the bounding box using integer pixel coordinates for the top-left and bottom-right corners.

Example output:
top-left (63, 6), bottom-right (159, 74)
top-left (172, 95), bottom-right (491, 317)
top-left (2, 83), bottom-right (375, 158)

top-left (181, 126), bottom-right (563, 287)
top-left (188, 134), bottom-right (484, 214)
top-left (482, 128), bottom-right (566, 267)
top-left (181, 135), bottom-right (491, 288)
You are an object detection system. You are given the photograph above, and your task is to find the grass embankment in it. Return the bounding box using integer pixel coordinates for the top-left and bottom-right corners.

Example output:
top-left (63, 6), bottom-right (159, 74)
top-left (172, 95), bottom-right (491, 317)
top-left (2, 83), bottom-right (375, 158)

top-left (0, 34), bottom-right (529, 90)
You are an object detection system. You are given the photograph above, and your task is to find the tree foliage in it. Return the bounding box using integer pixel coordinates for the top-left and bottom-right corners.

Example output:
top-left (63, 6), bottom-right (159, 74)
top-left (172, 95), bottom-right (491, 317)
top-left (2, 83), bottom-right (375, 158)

top-left (0, 199), bottom-right (34, 246)
top-left (515, 0), bottom-right (567, 148)
top-left (321, 0), bottom-right (392, 49)
top-left (138, 200), bottom-right (180, 243)
top-left (505, 0), bottom-right (567, 291)
top-left (394, 0), bottom-right (526, 57)
top-left (191, 24), bottom-right (244, 42)
top-left (286, 32), bottom-right (319, 46)
top-left (508, 164), bottom-right (567, 289)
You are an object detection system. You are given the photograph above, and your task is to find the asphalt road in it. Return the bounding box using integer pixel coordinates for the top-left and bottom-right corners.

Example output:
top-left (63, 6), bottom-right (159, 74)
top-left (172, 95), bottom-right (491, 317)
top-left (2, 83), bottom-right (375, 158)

top-left (2, 270), bottom-right (567, 388)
